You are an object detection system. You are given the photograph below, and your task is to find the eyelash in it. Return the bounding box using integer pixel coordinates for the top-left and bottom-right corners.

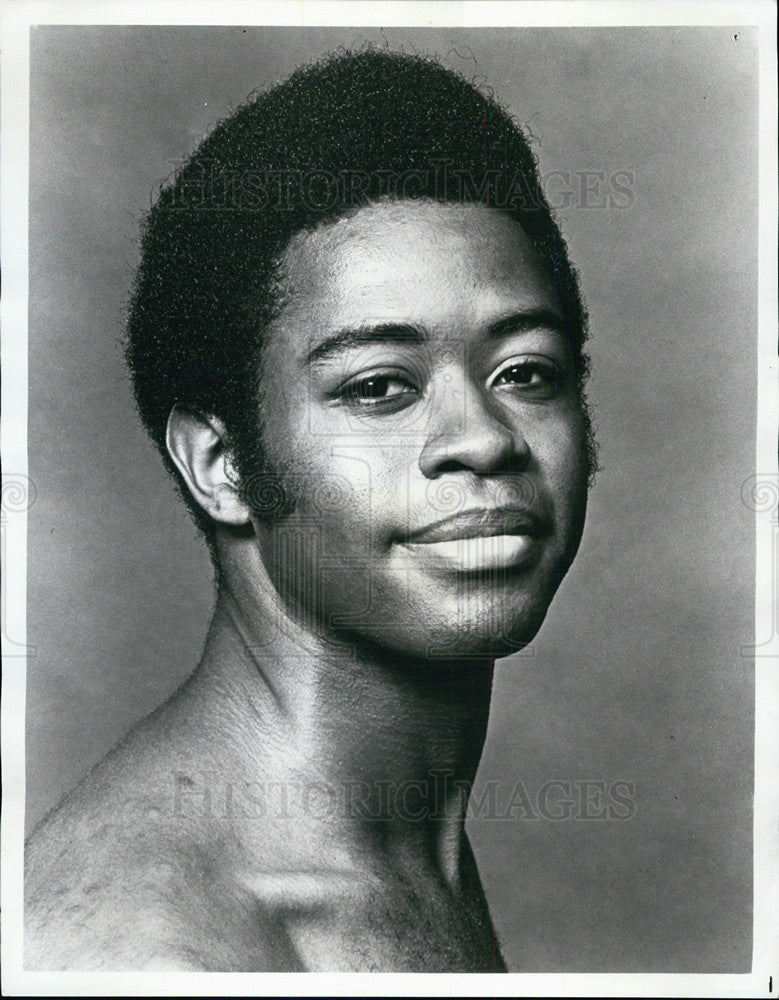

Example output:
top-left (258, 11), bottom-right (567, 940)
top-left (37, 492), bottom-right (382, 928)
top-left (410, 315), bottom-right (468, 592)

top-left (488, 358), bottom-right (565, 398)
top-left (340, 371), bottom-right (418, 411)
top-left (338, 358), bottom-right (565, 411)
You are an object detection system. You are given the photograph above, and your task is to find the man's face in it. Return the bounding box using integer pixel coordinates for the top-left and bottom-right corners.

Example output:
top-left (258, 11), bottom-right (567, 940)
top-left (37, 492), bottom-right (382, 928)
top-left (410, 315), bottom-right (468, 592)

top-left (251, 199), bottom-right (588, 659)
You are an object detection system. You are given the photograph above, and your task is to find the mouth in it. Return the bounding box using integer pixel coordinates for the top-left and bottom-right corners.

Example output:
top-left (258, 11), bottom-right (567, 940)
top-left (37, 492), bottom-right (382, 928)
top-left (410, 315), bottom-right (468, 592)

top-left (396, 507), bottom-right (550, 572)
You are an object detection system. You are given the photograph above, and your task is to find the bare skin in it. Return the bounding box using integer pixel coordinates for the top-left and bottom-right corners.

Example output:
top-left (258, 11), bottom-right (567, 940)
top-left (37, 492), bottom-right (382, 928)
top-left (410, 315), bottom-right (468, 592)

top-left (25, 592), bottom-right (502, 971)
top-left (25, 201), bottom-right (588, 971)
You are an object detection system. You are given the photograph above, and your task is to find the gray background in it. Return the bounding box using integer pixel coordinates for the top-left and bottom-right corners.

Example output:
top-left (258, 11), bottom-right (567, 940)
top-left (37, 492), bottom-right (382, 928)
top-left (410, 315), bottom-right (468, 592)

top-left (26, 25), bottom-right (757, 972)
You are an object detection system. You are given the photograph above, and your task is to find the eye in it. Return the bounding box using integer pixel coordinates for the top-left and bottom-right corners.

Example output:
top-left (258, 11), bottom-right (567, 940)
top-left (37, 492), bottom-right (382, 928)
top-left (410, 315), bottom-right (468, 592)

top-left (489, 358), bottom-right (564, 399)
top-left (340, 371), bottom-right (419, 410)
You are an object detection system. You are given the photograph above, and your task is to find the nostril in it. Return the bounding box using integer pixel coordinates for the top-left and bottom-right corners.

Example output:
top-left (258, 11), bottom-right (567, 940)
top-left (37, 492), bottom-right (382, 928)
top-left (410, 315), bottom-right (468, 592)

top-left (434, 458), bottom-right (469, 475)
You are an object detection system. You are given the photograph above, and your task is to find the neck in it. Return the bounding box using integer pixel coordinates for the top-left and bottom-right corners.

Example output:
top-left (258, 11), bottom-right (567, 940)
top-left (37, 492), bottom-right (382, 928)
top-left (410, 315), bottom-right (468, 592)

top-left (186, 532), bottom-right (496, 889)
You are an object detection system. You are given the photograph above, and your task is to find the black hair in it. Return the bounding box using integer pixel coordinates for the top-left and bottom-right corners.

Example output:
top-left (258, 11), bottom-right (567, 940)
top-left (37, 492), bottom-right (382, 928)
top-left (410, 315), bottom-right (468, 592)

top-left (126, 48), bottom-right (592, 556)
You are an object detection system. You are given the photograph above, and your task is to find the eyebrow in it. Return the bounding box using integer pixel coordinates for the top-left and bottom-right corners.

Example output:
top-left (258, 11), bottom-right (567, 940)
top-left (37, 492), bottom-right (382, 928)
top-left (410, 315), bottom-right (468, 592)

top-left (305, 323), bottom-right (426, 366)
top-left (488, 308), bottom-right (568, 340)
top-left (304, 309), bottom-right (567, 366)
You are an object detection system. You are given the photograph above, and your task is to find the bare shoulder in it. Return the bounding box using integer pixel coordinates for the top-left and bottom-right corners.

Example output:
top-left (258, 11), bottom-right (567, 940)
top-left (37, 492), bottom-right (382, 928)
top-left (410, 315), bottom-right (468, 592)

top-left (24, 710), bottom-right (300, 971)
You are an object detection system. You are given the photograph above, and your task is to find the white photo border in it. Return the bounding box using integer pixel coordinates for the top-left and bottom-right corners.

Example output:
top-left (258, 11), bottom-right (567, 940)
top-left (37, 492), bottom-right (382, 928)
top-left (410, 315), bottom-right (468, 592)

top-left (2, 1), bottom-right (776, 996)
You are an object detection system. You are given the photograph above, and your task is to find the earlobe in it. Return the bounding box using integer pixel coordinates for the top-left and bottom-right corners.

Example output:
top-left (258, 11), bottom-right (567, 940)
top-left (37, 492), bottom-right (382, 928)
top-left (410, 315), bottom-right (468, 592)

top-left (165, 405), bottom-right (251, 525)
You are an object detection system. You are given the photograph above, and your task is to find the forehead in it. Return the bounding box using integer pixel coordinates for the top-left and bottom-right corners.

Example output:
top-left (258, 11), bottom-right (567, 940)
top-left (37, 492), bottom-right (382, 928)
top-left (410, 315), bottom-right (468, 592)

top-left (268, 200), bottom-right (557, 353)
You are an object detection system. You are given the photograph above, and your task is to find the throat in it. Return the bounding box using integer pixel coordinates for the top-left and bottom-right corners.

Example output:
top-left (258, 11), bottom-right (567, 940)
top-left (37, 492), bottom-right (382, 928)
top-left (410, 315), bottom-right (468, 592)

top-left (196, 589), bottom-right (496, 886)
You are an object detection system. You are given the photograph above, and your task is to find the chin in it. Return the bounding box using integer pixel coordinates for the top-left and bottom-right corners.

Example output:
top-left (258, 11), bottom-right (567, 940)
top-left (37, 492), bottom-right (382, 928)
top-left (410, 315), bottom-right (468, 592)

top-left (427, 609), bottom-right (550, 661)
top-left (340, 592), bottom-right (552, 663)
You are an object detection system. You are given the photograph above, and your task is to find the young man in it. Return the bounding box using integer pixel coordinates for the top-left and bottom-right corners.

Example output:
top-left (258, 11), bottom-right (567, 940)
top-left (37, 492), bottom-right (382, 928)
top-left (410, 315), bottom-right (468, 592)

top-left (25, 49), bottom-right (594, 971)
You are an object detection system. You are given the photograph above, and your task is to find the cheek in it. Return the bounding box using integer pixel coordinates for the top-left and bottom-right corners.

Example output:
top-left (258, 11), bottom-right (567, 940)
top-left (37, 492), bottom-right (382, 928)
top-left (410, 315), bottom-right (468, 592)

top-left (547, 413), bottom-right (589, 541)
top-left (273, 434), bottom-right (402, 554)
top-left (528, 408), bottom-right (588, 512)
top-left (543, 402), bottom-right (588, 469)
top-left (256, 457), bottom-right (401, 639)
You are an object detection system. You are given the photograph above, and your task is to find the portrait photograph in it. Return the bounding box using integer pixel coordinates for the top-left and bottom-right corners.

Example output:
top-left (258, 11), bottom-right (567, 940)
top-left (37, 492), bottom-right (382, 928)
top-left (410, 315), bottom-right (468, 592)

top-left (1, 1), bottom-right (776, 995)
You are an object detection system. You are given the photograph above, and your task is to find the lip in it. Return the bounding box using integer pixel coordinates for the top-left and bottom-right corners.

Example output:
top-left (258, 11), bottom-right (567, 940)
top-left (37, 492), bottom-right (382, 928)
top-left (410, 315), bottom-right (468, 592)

top-left (396, 507), bottom-right (550, 572)
top-left (402, 507), bottom-right (550, 544)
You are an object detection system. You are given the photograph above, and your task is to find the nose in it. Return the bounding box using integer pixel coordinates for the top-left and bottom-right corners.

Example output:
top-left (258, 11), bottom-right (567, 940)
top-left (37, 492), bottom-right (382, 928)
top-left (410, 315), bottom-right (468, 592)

top-left (418, 377), bottom-right (530, 479)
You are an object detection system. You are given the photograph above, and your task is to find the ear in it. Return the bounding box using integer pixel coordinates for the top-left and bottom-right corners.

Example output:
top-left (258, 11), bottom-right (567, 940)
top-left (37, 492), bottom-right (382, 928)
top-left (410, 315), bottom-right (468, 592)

top-left (165, 405), bottom-right (251, 526)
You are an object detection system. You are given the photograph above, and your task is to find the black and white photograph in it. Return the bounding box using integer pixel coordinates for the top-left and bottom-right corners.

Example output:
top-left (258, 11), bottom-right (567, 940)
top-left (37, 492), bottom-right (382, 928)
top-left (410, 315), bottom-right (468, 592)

top-left (1, 1), bottom-right (776, 994)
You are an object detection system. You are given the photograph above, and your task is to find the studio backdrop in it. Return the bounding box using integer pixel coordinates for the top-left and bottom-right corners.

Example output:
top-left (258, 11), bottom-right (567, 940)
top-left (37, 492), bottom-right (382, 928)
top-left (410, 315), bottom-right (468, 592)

top-left (26, 24), bottom-right (757, 972)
